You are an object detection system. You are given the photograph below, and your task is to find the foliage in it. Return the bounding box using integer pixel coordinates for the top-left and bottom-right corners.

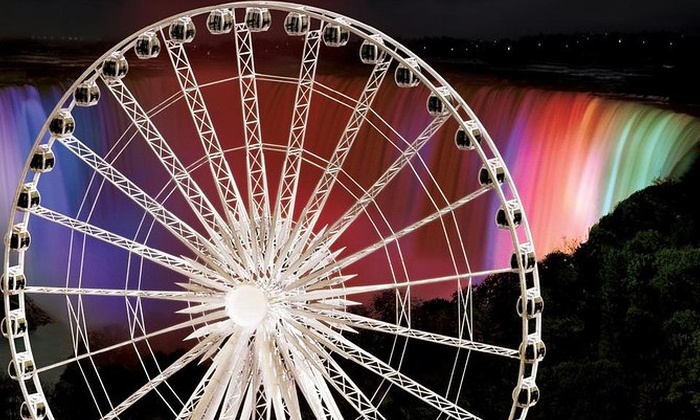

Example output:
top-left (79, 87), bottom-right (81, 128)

top-left (0, 370), bottom-right (23, 420)
top-left (532, 157), bottom-right (700, 420)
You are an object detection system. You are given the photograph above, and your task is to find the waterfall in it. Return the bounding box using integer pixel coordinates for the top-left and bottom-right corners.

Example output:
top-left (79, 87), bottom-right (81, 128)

top-left (450, 82), bottom-right (700, 254)
top-left (1, 74), bottom-right (698, 276)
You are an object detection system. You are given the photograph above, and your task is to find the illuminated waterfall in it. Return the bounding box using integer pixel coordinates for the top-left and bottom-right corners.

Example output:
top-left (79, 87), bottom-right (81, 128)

top-left (1, 75), bottom-right (698, 269)
top-left (452, 82), bottom-right (700, 255)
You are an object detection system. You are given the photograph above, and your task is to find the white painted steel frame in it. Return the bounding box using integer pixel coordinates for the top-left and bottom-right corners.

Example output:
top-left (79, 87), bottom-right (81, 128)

top-left (2, 2), bottom-right (543, 420)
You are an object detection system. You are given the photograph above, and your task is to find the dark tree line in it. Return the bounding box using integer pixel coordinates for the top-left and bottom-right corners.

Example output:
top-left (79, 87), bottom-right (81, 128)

top-left (531, 158), bottom-right (700, 420)
top-left (2, 158), bottom-right (698, 418)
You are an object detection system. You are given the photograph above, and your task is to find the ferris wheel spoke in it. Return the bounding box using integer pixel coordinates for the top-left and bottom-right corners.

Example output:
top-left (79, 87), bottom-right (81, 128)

top-left (268, 27), bottom-right (324, 269)
top-left (253, 329), bottom-right (291, 420)
top-left (322, 113), bottom-right (451, 249)
top-left (219, 372), bottom-right (250, 420)
top-left (280, 383), bottom-right (304, 420)
top-left (253, 384), bottom-right (269, 419)
top-left (274, 320), bottom-right (331, 418)
top-left (238, 373), bottom-right (262, 420)
top-left (266, 340), bottom-right (306, 420)
top-left (235, 364), bottom-right (265, 419)
top-left (296, 268), bottom-right (511, 299)
top-left (102, 78), bottom-right (236, 254)
top-left (281, 382), bottom-right (304, 420)
top-left (28, 206), bottom-right (226, 290)
top-left (163, 35), bottom-right (253, 258)
top-left (331, 311), bottom-right (519, 359)
top-left (178, 330), bottom-right (252, 420)
top-left (310, 367), bottom-right (345, 420)
top-left (56, 135), bottom-right (230, 267)
top-left (274, 27), bottom-right (323, 227)
top-left (287, 185), bottom-right (491, 290)
top-left (282, 236), bottom-right (346, 283)
top-left (321, 353), bottom-right (386, 420)
top-left (311, 325), bottom-right (483, 420)
top-left (288, 316), bottom-right (423, 416)
top-left (234, 22), bottom-right (271, 230)
top-left (24, 285), bottom-right (220, 303)
top-left (36, 308), bottom-right (227, 376)
top-left (224, 380), bottom-right (255, 420)
top-left (287, 112), bottom-right (451, 281)
top-left (101, 339), bottom-right (212, 420)
top-left (216, 364), bottom-right (253, 420)
top-left (279, 335), bottom-right (337, 420)
top-left (279, 55), bottom-right (394, 264)
top-left (279, 325), bottom-right (386, 420)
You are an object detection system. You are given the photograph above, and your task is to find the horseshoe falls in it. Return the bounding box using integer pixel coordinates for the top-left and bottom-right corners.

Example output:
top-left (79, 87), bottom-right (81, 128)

top-left (1, 78), bottom-right (698, 267)
top-left (451, 82), bottom-right (700, 257)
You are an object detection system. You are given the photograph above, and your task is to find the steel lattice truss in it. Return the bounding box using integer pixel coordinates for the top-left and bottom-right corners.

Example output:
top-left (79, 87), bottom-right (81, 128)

top-left (2, 2), bottom-right (544, 420)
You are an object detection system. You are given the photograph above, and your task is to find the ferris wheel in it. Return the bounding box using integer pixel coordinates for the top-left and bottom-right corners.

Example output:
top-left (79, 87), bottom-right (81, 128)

top-left (2, 2), bottom-right (544, 419)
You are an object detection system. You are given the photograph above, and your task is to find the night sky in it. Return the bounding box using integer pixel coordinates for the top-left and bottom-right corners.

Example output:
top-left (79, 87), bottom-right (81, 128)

top-left (1, 0), bottom-right (699, 41)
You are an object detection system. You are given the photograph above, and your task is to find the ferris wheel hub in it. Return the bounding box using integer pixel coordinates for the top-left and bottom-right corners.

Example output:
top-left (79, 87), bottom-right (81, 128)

top-left (225, 284), bottom-right (269, 329)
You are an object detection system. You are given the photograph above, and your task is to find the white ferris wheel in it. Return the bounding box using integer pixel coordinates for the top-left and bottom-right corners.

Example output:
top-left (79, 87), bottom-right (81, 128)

top-left (2, 2), bottom-right (544, 419)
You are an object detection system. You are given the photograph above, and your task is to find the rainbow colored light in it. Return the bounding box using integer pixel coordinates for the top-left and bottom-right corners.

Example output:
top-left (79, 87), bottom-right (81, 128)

top-left (1, 75), bottom-right (699, 284)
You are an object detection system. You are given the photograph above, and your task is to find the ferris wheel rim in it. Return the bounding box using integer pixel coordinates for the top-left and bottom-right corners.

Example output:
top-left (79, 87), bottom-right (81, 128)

top-left (3, 2), bottom-right (543, 419)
